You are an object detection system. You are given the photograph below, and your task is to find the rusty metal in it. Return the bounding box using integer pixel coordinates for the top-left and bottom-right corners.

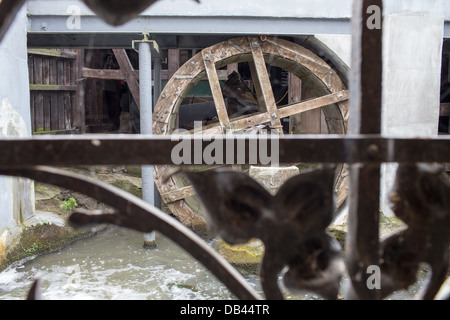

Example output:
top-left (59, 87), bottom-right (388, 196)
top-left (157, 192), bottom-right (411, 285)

top-left (181, 166), bottom-right (344, 300)
top-left (345, 0), bottom-right (383, 300)
top-left (0, 166), bottom-right (261, 300)
top-left (82, 0), bottom-right (200, 26)
top-left (379, 163), bottom-right (450, 300)
top-left (0, 135), bottom-right (449, 168)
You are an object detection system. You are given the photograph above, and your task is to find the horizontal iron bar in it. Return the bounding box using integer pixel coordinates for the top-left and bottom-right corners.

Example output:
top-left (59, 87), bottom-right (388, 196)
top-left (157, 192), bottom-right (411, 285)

top-left (0, 135), bottom-right (449, 167)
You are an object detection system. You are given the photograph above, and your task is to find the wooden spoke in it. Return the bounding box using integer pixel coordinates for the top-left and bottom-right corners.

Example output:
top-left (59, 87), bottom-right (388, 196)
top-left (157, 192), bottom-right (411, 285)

top-left (248, 37), bottom-right (283, 131)
top-left (161, 185), bottom-right (196, 203)
top-left (277, 90), bottom-right (349, 119)
top-left (202, 51), bottom-right (231, 131)
top-left (197, 90), bottom-right (348, 133)
top-left (160, 164), bottom-right (238, 203)
top-left (153, 36), bottom-right (350, 230)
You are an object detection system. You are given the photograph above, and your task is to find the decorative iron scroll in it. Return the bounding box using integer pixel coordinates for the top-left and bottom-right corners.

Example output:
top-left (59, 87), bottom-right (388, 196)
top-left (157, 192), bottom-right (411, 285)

top-left (1, 163), bottom-right (448, 300)
top-left (0, 0), bottom-right (449, 301)
top-left (379, 164), bottom-right (450, 300)
top-left (0, 166), bottom-right (260, 300)
top-left (181, 167), bottom-right (344, 300)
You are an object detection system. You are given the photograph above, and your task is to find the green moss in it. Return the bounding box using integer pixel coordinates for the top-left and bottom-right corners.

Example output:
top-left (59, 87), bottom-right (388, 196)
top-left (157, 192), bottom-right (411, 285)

top-left (217, 239), bottom-right (264, 274)
top-left (0, 223), bottom-right (89, 272)
top-left (327, 228), bottom-right (346, 249)
top-left (111, 180), bottom-right (142, 198)
top-left (123, 166), bottom-right (142, 178)
top-left (168, 283), bottom-right (199, 292)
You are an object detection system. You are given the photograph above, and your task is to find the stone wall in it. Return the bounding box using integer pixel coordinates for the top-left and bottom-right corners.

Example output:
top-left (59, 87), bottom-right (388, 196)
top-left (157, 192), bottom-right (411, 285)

top-left (0, 5), bottom-right (34, 265)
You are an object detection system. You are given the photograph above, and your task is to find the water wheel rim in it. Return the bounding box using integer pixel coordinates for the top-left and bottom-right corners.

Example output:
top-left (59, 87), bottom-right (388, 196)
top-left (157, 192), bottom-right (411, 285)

top-left (153, 36), bottom-right (349, 231)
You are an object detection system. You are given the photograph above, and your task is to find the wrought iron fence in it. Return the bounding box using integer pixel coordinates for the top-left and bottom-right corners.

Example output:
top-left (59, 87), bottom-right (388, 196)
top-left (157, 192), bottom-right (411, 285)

top-left (0, 0), bottom-right (449, 300)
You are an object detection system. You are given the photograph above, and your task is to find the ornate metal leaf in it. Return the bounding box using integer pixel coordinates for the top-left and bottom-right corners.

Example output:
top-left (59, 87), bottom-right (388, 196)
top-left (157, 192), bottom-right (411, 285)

top-left (379, 163), bottom-right (450, 300)
top-left (82, 0), bottom-right (200, 26)
top-left (184, 166), bottom-right (344, 300)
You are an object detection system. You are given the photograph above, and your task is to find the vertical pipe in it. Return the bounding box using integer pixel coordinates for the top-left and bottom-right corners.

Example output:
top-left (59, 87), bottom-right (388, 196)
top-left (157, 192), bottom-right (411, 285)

top-left (153, 57), bottom-right (162, 209)
top-left (139, 41), bottom-right (156, 249)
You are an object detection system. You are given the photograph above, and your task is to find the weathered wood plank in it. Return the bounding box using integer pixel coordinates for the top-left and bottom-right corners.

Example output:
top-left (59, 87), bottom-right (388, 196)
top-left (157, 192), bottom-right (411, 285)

top-left (202, 51), bottom-right (230, 130)
top-left (28, 54), bottom-right (35, 132)
top-left (82, 68), bottom-right (124, 80)
top-left (27, 49), bottom-right (77, 59)
top-left (43, 92), bottom-right (51, 131)
top-left (168, 48), bottom-right (180, 79)
top-left (198, 91), bottom-right (348, 133)
top-left (50, 57), bottom-right (58, 130)
top-left (276, 91), bottom-right (349, 119)
top-left (288, 73), bottom-right (302, 134)
top-left (33, 55), bottom-right (44, 132)
top-left (248, 37), bottom-right (283, 131)
top-left (57, 59), bottom-right (66, 130)
top-left (29, 84), bottom-right (77, 91)
top-left (160, 186), bottom-right (196, 203)
top-left (113, 49), bottom-right (140, 109)
top-left (73, 49), bottom-right (85, 131)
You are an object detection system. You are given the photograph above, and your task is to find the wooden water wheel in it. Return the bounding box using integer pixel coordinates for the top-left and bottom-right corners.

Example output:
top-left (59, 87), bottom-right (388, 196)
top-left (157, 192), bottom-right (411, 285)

top-left (153, 36), bottom-right (349, 233)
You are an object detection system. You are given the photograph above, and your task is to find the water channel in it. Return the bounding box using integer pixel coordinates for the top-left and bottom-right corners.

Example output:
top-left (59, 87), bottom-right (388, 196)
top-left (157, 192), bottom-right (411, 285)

top-left (0, 225), bottom-right (437, 300)
top-left (0, 227), bottom-right (259, 300)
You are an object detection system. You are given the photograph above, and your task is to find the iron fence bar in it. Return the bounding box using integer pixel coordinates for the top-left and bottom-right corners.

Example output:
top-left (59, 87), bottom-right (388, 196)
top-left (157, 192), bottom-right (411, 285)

top-left (346, 0), bottom-right (383, 300)
top-left (0, 135), bottom-right (449, 168)
top-left (0, 166), bottom-right (262, 300)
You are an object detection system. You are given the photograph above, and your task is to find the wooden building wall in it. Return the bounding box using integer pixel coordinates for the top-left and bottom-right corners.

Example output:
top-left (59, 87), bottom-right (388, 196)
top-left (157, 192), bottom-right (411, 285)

top-left (28, 49), bottom-right (83, 134)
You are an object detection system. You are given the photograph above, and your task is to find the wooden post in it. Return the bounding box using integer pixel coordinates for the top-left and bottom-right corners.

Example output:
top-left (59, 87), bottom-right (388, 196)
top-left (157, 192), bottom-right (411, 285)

top-left (113, 49), bottom-right (141, 109)
top-left (288, 73), bottom-right (302, 134)
top-left (168, 49), bottom-right (180, 79)
top-left (73, 49), bottom-right (85, 133)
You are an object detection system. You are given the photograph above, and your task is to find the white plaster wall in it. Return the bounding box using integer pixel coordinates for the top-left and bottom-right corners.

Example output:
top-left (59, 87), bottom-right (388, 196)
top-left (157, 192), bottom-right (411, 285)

top-left (380, 14), bottom-right (444, 216)
top-left (314, 34), bottom-right (352, 68)
top-left (0, 5), bottom-right (34, 254)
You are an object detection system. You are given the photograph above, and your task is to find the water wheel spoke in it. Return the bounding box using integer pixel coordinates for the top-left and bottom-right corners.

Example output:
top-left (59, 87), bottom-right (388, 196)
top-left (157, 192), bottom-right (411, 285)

top-left (161, 185), bottom-right (196, 203)
top-left (202, 51), bottom-right (230, 132)
top-left (248, 37), bottom-right (283, 131)
top-left (277, 90), bottom-right (349, 119)
top-left (161, 164), bottom-right (242, 203)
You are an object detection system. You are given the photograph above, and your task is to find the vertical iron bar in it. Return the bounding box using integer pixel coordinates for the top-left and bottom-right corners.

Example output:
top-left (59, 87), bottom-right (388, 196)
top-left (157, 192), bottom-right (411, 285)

top-left (346, 0), bottom-right (383, 300)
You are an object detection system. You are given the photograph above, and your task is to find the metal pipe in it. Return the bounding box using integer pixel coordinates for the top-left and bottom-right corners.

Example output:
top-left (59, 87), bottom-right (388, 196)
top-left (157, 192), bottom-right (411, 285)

top-left (153, 57), bottom-right (162, 210)
top-left (139, 41), bottom-right (156, 248)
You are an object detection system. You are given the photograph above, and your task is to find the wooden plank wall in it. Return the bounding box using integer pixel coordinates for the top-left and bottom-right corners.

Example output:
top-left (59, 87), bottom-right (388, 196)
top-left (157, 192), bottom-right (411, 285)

top-left (28, 49), bottom-right (80, 134)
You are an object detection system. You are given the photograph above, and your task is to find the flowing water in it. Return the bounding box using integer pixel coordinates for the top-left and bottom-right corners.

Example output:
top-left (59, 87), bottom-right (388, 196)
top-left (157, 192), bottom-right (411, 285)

top-left (0, 226), bottom-right (440, 300)
top-left (0, 227), bottom-right (260, 300)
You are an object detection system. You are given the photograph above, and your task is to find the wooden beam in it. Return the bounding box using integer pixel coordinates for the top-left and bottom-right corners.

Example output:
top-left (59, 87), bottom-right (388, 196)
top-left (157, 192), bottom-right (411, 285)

top-left (288, 73), bottom-right (302, 134)
top-left (277, 91), bottom-right (349, 119)
top-left (29, 84), bottom-right (77, 91)
top-left (81, 68), bottom-right (174, 81)
top-left (73, 49), bottom-right (85, 132)
top-left (248, 37), bottom-right (283, 131)
top-left (27, 49), bottom-right (78, 60)
top-left (160, 186), bottom-right (196, 203)
top-left (168, 49), bottom-right (180, 79)
top-left (201, 91), bottom-right (349, 133)
top-left (202, 51), bottom-right (230, 130)
top-left (82, 68), bottom-right (124, 80)
top-left (112, 49), bottom-right (140, 109)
